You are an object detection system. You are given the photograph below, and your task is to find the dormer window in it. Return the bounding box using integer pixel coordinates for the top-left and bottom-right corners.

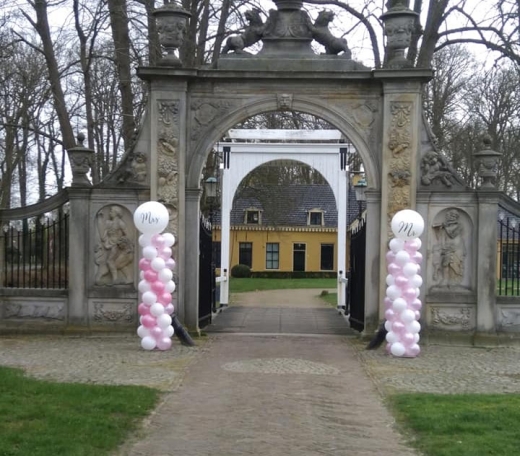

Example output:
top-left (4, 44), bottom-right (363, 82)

top-left (245, 209), bottom-right (261, 225)
top-left (308, 210), bottom-right (324, 226)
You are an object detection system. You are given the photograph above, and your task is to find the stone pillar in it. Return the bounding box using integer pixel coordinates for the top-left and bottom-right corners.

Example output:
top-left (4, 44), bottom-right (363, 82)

top-left (67, 188), bottom-right (92, 327)
top-left (147, 79), bottom-right (188, 326)
top-left (184, 188), bottom-right (201, 331)
top-left (365, 189), bottom-right (382, 333)
top-left (476, 192), bottom-right (499, 335)
top-left (378, 77), bottom-right (423, 323)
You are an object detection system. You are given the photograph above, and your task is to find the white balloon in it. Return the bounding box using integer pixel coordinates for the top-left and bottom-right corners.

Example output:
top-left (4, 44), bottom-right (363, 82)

top-left (142, 245), bottom-right (158, 260)
top-left (409, 274), bottom-right (423, 288)
top-left (157, 314), bottom-right (172, 329)
top-left (134, 201), bottom-right (170, 235)
top-left (413, 333), bottom-right (420, 344)
top-left (165, 325), bottom-right (175, 337)
top-left (389, 238), bottom-right (405, 253)
top-left (165, 280), bottom-right (176, 293)
top-left (158, 268), bottom-right (173, 283)
top-left (391, 209), bottom-right (425, 240)
top-left (137, 325), bottom-right (150, 338)
top-left (406, 320), bottom-right (421, 334)
top-left (138, 233), bottom-right (153, 247)
top-left (386, 285), bottom-right (402, 300)
top-left (392, 298), bottom-right (407, 313)
top-left (138, 280), bottom-right (152, 293)
top-left (150, 303), bottom-right (165, 317)
top-left (151, 257), bottom-right (166, 272)
top-left (386, 330), bottom-right (399, 344)
top-left (395, 250), bottom-right (411, 266)
top-left (141, 336), bottom-right (157, 350)
top-left (142, 291), bottom-right (157, 305)
top-left (401, 309), bottom-right (416, 324)
top-left (402, 262), bottom-right (418, 278)
top-left (390, 342), bottom-right (406, 357)
top-left (162, 232), bottom-right (176, 247)
top-left (386, 274), bottom-right (395, 286)
top-left (384, 320), bottom-right (393, 332)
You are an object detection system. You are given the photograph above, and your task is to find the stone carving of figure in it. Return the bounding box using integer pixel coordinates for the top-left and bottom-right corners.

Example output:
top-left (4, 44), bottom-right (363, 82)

top-left (421, 151), bottom-right (452, 187)
top-left (433, 210), bottom-right (466, 288)
top-left (309, 10), bottom-right (352, 57)
top-left (222, 9), bottom-right (265, 54)
top-left (95, 206), bottom-right (134, 285)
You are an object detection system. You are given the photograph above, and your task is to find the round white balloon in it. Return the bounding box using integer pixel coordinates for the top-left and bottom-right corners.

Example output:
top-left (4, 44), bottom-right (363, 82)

top-left (392, 298), bottom-right (407, 313)
top-left (141, 336), bottom-right (157, 351)
top-left (390, 342), bottom-right (406, 357)
top-left (134, 201), bottom-right (170, 235)
top-left (386, 274), bottom-right (395, 286)
top-left (389, 238), bottom-right (405, 253)
top-left (138, 233), bottom-right (153, 247)
top-left (391, 209), bottom-right (425, 240)
top-left (386, 285), bottom-right (402, 300)
top-left (384, 320), bottom-right (393, 332)
top-left (142, 245), bottom-right (158, 260)
top-left (165, 280), bottom-right (176, 293)
top-left (157, 314), bottom-right (172, 329)
top-left (158, 268), bottom-right (173, 283)
top-left (395, 250), bottom-right (411, 266)
top-left (138, 280), bottom-right (152, 293)
top-left (406, 320), bottom-right (421, 334)
top-left (402, 262), bottom-right (419, 278)
top-left (413, 333), bottom-right (420, 344)
top-left (150, 303), bottom-right (165, 317)
top-left (386, 330), bottom-right (399, 344)
top-left (165, 325), bottom-right (175, 337)
top-left (162, 233), bottom-right (176, 247)
top-left (151, 257), bottom-right (166, 272)
top-left (401, 309), bottom-right (416, 324)
top-left (409, 274), bottom-right (423, 288)
top-left (142, 291), bottom-right (157, 306)
top-left (137, 325), bottom-right (150, 338)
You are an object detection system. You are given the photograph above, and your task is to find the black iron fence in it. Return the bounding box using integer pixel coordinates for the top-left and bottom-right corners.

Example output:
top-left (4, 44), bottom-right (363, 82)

top-left (1, 212), bottom-right (69, 289)
top-left (498, 210), bottom-right (520, 296)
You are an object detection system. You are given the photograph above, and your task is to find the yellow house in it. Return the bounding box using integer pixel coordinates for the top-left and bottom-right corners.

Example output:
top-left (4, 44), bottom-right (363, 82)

top-left (212, 183), bottom-right (364, 276)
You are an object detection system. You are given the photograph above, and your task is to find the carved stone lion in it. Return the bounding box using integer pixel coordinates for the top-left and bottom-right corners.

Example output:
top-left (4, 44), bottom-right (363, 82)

top-left (311, 10), bottom-right (352, 58)
top-left (222, 9), bottom-right (265, 54)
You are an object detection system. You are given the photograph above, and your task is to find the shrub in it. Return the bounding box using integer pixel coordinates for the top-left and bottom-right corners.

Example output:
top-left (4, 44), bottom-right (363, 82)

top-left (231, 264), bottom-right (251, 278)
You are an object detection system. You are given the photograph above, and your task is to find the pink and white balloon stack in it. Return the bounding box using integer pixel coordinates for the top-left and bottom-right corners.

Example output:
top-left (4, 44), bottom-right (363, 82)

top-left (134, 202), bottom-right (176, 351)
top-left (385, 209), bottom-right (425, 358)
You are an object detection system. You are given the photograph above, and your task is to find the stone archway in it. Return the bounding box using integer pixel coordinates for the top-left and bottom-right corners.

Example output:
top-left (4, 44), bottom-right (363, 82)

top-left (136, 0), bottom-right (433, 332)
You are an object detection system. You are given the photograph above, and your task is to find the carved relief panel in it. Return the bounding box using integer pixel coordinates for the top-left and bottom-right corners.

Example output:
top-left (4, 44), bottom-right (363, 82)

top-left (429, 208), bottom-right (473, 291)
top-left (94, 205), bottom-right (135, 286)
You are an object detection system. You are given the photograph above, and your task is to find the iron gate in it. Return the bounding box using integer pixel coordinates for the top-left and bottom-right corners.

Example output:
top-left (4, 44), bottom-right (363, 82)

top-left (198, 216), bottom-right (215, 328)
top-left (347, 219), bottom-right (366, 332)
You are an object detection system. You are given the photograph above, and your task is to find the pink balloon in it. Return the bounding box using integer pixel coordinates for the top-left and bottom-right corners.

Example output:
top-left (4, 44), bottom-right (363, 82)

top-left (157, 337), bottom-right (172, 351)
top-left (403, 287), bottom-right (418, 301)
top-left (164, 303), bottom-right (174, 315)
top-left (392, 320), bottom-right (405, 333)
top-left (165, 258), bottom-right (176, 270)
top-left (138, 303), bottom-right (150, 316)
top-left (387, 262), bottom-right (401, 276)
top-left (152, 234), bottom-right (166, 249)
top-left (144, 270), bottom-right (158, 282)
top-left (402, 332), bottom-right (415, 346)
top-left (415, 310), bottom-right (421, 320)
top-left (405, 238), bottom-right (421, 252)
top-left (386, 251), bottom-right (396, 263)
top-left (158, 292), bottom-right (172, 305)
top-left (151, 280), bottom-right (165, 294)
top-left (406, 344), bottom-right (421, 357)
top-left (160, 247), bottom-right (173, 259)
top-left (412, 251), bottom-right (423, 264)
top-left (385, 309), bottom-right (395, 321)
top-left (141, 314), bottom-right (156, 329)
top-left (384, 297), bottom-right (393, 309)
top-left (139, 258), bottom-right (151, 271)
top-left (410, 298), bottom-right (422, 311)
top-left (150, 326), bottom-right (163, 339)
top-left (385, 343), bottom-right (392, 354)
top-left (395, 275), bottom-right (408, 287)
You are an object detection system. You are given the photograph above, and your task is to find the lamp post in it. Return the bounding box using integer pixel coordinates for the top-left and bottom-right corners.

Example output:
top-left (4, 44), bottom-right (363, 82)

top-left (204, 177), bottom-right (218, 312)
top-left (354, 177), bottom-right (367, 221)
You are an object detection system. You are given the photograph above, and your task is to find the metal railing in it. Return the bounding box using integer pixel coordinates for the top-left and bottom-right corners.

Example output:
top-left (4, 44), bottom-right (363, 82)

top-left (498, 205), bottom-right (520, 296)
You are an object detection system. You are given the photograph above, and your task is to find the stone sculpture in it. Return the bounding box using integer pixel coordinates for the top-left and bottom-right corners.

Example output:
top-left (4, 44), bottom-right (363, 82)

top-left (310, 10), bottom-right (351, 57)
top-left (420, 151), bottom-right (453, 187)
top-left (94, 206), bottom-right (134, 286)
top-left (222, 9), bottom-right (265, 54)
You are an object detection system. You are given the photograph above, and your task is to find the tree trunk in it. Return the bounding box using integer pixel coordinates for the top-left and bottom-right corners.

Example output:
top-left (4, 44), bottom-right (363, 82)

top-left (416, 0), bottom-right (450, 68)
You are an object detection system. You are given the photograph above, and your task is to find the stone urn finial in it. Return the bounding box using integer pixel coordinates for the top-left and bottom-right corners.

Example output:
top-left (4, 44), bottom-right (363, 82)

top-left (473, 134), bottom-right (502, 189)
top-left (381, 2), bottom-right (418, 69)
top-left (153, 1), bottom-right (192, 67)
top-left (273, 0), bottom-right (303, 10)
top-left (67, 133), bottom-right (94, 187)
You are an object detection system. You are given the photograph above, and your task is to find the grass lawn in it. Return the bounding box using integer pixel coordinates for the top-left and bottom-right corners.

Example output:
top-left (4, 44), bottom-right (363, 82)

top-left (0, 366), bottom-right (159, 456)
top-left (390, 393), bottom-right (520, 456)
top-left (229, 277), bottom-right (337, 293)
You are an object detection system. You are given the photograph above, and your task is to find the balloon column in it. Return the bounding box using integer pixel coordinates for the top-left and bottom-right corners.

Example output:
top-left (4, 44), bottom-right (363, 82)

top-left (134, 202), bottom-right (176, 351)
top-left (385, 209), bottom-right (424, 358)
